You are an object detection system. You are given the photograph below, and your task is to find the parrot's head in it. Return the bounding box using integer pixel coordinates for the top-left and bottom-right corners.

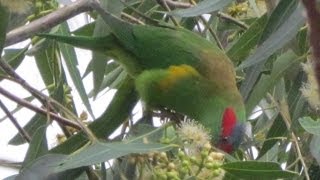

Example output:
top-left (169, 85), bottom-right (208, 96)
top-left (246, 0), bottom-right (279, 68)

top-left (216, 107), bottom-right (248, 153)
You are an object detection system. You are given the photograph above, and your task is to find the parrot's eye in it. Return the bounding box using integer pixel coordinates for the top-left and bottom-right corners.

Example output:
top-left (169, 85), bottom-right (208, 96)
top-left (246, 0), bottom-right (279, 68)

top-left (220, 136), bottom-right (229, 143)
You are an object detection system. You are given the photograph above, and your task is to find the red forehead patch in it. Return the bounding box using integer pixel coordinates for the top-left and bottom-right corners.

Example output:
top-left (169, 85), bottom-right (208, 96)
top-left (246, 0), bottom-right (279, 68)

top-left (221, 107), bottom-right (237, 137)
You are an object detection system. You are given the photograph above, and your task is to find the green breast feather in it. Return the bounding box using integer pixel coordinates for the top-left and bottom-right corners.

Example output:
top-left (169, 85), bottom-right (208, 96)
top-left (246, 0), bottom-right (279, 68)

top-left (135, 64), bottom-right (241, 139)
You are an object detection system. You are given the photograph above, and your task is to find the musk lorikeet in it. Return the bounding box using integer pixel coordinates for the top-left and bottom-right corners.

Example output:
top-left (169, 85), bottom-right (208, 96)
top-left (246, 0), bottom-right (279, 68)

top-left (40, 5), bottom-right (249, 153)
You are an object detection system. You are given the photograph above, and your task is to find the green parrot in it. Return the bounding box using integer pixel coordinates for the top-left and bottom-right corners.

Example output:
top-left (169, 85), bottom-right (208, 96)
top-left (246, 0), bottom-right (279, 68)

top-left (40, 6), bottom-right (249, 153)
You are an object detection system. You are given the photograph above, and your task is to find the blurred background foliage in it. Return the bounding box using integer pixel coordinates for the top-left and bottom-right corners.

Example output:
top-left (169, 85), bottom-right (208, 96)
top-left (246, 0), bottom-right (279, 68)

top-left (0, 0), bottom-right (320, 179)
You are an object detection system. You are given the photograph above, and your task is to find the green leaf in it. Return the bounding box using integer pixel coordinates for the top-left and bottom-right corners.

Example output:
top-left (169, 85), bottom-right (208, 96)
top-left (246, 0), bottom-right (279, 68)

top-left (57, 23), bottom-right (94, 117)
top-left (109, 70), bottom-right (127, 89)
top-left (259, 0), bottom-right (299, 43)
top-left (246, 51), bottom-right (301, 114)
top-left (239, 0), bottom-right (303, 100)
top-left (55, 140), bottom-right (173, 172)
top-left (0, 5), bottom-right (9, 53)
top-left (9, 113), bottom-right (47, 145)
top-left (295, 27), bottom-right (308, 56)
top-left (24, 125), bottom-right (174, 176)
top-left (310, 136), bottom-right (320, 165)
top-left (299, 117), bottom-right (320, 136)
top-left (91, 0), bottom-right (124, 97)
top-left (227, 14), bottom-right (268, 64)
top-left (222, 161), bottom-right (298, 179)
top-left (22, 126), bottom-right (48, 168)
top-left (50, 76), bottom-right (138, 154)
top-left (91, 51), bottom-right (109, 97)
top-left (72, 22), bottom-right (95, 36)
top-left (16, 154), bottom-right (68, 180)
top-left (258, 114), bottom-right (287, 159)
top-left (58, 142), bottom-right (172, 171)
top-left (88, 65), bottom-right (124, 97)
top-left (238, 2), bottom-right (304, 69)
top-left (258, 143), bottom-right (279, 162)
top-left (34, 40), bottom-right (57, 87)
top-left (170, 0), bottom-right (233, 17)
top-left (0, 47), bottom-right (29, 81)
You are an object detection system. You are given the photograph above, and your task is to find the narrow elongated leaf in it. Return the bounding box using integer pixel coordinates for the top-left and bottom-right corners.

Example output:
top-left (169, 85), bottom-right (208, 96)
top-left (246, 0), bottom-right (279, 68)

top-left (246, 51), bottom-right (300, 113)
top-left (310, 136), bottom-right (320, 165)
top-left (222, 161), bottom-right (298, 179)
top-left (34, 40), bottom-right (56, 87)
top-left (259, 0), bottom-right (299, 43)
top-left (16, 154), bottom-right (67, 180)
top-left (92, 51), bottom-right (109, 97)
top-left (87, 65), bottom-right (124, 97)
top-left (0, 47), bottom-right (29, 81)
top-left (17, 139), bottom-right (172, 179)
top-left (240, 0), bottom-right (303, 100)
top-left (258, 114), bottom-right (286, 158)
top-left (72, 22), bottom-right (95, 36)
top-left (9, 113), bottom-right (47, 145)
top-left (21, 124), bottom-right (174, 176)
top-left (22, 126), bottom-right (48, 168)
top-left (227, 15), bottom-right (268, 64)
top-left (171, 0), bottom-right (233, 17)
top-left (55, 141), bottom-right (173, 172)
top-left (299, 117), bottom-right (320, 136)
top-left (92, 0), bottom-right (124, 97)
top-left (109, 70), bottom-right (127, 89)
top-left (0, 5), bottom-right (9, 53)
top-left (238, 2), bottom-right (304, 69)
top-left (295, 27), bottom-right (308, 56)
top-left (57, 23), bottom-right (94, 117)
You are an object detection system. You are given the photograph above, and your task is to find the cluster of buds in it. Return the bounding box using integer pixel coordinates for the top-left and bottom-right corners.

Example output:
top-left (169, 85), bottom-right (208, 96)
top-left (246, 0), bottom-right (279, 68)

top-left (140, 120), bottom-right (226, 179)
top-left (227, 2), bottom-right (249, 17)
top-left (147, 143), bottom-right (225, 179)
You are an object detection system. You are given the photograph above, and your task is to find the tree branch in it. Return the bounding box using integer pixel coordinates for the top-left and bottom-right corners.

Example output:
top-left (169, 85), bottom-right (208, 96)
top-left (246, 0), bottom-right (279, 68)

top-left (5, 0), bottom-right (93, 46)
top-left (0, 58), bottom-right (48, 105)
top-left (0, 86), bottom-right (81, 129)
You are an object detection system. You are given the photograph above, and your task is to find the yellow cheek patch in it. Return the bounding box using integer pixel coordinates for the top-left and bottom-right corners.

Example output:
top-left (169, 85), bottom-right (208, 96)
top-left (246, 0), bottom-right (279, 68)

top-left (158, 64), bottom-right (200, 91)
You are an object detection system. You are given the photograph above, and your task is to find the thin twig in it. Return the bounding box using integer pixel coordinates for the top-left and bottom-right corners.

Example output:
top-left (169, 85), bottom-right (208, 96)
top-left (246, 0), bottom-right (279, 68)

top-left (188, 0), bottom-right (224, 50)
top-left (199, 16), bottom-right (224, 50)
top-left (270, 95), bottom-right (310, 180)
top-left (0, 100), bottom-right (31, 143)
top-left (217, 12), bottom-right (249, 30)
top-left (286, 158), bottom-right (300, 170)
top-left (156, 0), bottom-right (179, 26)
top-left (121, 12), bottom-right (145, 25)
top-left (0, 86), bottom-right (81, 129)
top-left (159, 0), bottom-right (192, 8)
